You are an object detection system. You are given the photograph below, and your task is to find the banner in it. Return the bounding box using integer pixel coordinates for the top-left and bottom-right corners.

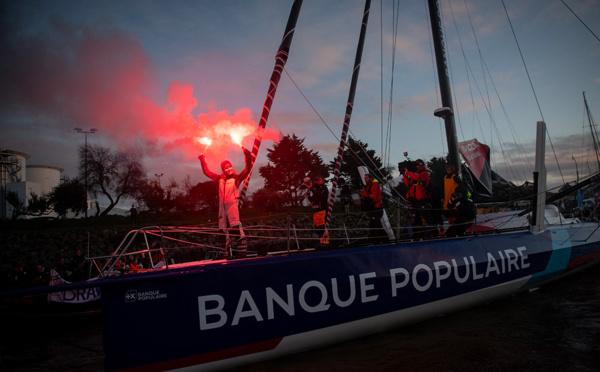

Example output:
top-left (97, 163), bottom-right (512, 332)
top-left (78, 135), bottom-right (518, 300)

top-left (48, 269), bottom-right (101, 303)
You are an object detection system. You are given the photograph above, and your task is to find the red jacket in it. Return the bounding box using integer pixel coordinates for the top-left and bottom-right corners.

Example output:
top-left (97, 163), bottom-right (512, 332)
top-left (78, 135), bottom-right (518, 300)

top-left (404, 169), bottom-right (430, 201)
top-left (361, 179), bottom-right (382, 209)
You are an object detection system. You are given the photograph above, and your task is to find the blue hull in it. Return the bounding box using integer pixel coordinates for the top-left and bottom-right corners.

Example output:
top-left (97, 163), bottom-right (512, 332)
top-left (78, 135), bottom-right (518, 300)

top-left (101, 224), bottom-right (600, 371)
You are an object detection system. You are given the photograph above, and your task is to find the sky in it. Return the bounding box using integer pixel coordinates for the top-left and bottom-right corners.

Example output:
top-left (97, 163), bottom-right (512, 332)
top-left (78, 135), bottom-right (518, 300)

top-left (1, 0), bottom-right (599, 203)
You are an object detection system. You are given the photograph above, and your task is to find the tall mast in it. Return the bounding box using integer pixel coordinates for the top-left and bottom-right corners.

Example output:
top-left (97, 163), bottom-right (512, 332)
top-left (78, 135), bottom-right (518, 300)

top-left (324, 0), bottom-right (372, 237)
top-left (583, 91), bottom-right (600, 171)
top-left (239, 0), bottom-right (303, 201)
top-left (427, 0), bottom-right (460, 173)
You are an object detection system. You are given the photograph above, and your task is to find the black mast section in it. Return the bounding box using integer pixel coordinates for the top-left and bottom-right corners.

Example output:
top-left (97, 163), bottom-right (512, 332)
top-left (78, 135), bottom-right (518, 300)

top-left (240, 0), bottom-right (303, 201)
top-left (427, 0), bottom-right (460, 173)
top-left (324, 0), bottom-right (371, 237)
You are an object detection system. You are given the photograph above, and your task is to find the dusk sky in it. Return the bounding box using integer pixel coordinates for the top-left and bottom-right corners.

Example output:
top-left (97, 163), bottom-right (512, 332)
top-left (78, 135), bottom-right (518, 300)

top-left (1, 0), bottom-right (599, 203)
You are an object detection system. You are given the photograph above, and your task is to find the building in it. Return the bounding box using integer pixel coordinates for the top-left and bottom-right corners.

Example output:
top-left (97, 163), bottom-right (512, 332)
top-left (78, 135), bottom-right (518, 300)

top-left (1, 149), bottom-right (64, 219)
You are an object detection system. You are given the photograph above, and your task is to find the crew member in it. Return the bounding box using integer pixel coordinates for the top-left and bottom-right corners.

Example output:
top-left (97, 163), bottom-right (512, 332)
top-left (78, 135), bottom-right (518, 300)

top-left (361, 173), bottom-right (387, 244)
top-left (445, 192), bottom-right (476, 237)
top-left (198, 146), bottom-right (252, 258)
top-left (443, 165), bottom-right (463, 210)
top-left (306, 176), bottom-right (329, 244)
top-left (403, 159), bottom-right (432, 238)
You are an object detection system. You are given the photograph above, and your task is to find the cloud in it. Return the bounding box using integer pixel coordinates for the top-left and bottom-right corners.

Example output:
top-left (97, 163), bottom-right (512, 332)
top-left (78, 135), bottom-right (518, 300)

top-left (0, 13), bottom-right (283, 177)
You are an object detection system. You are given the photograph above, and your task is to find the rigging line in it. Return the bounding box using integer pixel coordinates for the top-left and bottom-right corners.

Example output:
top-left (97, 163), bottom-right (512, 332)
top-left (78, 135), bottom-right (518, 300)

top-left (583, 91), bottom-right (600, 171)
top-left (283, 68), bottom-right (339, 142)
top-left (284, 65), bottom-right (394, 186)
top-left (500, 0), bottom-right (565, 185)
top-left (478, 56), bottom-right (534, 177)
top-left (561, 0), bottom-right (600, 43)
top-left (459, 0), bottom-right (534, 176)
top-left (457, 47), bottom-right (529, 181)
top-left (463, 0), bottom-right (492, 120)
top-left (284, 66), bottom-right (394, 186)
top-left (384, 0), bottom-right (401, 169)
top-left (445, 0), bottom-right (468, 143)
top-left (439, 0), bottom-right (466, 146)
top-left (380, 0), bottom-right (384, 161)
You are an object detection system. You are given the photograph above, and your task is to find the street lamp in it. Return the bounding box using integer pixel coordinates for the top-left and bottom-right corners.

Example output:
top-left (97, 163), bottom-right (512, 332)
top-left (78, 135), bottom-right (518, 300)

top-left (74, 128), bottom-right (98, 217)
top-left (155, 173), bottom-right (164, 187)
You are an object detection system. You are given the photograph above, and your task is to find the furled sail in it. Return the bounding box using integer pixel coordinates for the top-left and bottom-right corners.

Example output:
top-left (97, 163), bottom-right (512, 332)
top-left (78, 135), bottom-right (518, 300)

top-left (458, 138), bottom-right (493, 197)
top-left (239, 0), bottom-right (303, 202)
top-left (324, 0), bottom-right (372, 238)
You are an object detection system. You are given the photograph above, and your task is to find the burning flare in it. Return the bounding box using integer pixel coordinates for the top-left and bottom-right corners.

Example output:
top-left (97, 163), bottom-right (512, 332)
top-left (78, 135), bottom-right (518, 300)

top-left (229, 132), bottom-right (242, 147)
top-left (197, 137), bottom-right (212, 152)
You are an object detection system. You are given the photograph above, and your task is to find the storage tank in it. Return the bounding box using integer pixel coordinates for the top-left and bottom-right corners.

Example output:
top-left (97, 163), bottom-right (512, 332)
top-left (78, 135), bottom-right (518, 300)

top-left (26, 165), bottom-right (64, 195)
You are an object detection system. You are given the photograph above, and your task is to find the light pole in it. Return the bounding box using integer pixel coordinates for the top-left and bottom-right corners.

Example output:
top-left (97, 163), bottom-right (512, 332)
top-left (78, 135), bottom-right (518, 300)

top-left (155, 173), bottom-right (164, 187)
top-left (572, 154), bottom-right (579, 182)
top-left (74, 128), bottom-right (98, 217)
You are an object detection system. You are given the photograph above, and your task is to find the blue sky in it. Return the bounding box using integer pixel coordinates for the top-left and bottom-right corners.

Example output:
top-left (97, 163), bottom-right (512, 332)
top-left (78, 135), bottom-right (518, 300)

top-left (1, 0), bottom-right (599, 197)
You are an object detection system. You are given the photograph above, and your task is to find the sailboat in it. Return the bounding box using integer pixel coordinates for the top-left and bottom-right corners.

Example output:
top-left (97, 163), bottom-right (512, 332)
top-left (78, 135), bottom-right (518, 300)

top-left (3, 1), bottom-right (599, 371)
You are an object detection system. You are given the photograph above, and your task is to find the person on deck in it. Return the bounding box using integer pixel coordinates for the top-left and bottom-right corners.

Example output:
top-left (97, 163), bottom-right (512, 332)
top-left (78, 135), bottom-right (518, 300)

top-left (306, 175), bottom-right (329, 245)
top-left (445, 192), bottom-right (476, 237)
top-left (403, 159), bottom-right (433, 238)
top-left (198, 146), bottom-right (252, 259)
top-left (443, 165), bottom-right (463, 210)
top-left (361, 173), bottom-right (387, 244)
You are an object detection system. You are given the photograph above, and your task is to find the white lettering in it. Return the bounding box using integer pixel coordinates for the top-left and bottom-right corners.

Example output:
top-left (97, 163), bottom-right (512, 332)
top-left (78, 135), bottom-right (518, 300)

top-left (452, 257), bottom-right (470, 283)
top-left (485, 252), bottom-right (500, 277)
top-left (470, 256), bottom-right (484, 280)
top-left (505, 249), bottom-right (519, 272)
top-left (413, 264), bottom-right (433, 292)
top-left (232, 290), bottom-right (264, 326)
top-left (299, 280), bottom-right (330, 313)
top-left (390, 268), bottom-right (410, 297)
top-left (198, 295), bottom-right (227, 330)
top-left (517, 246), bottom-right (530, 269)
top-left (433, 261), bottom-right (451, 288)
top-left (359, 272), bottom-right (378, 302)
top-left (332, 276), bottom-right (356, 307)
top-left (266, 285), bottom-right (295, 319)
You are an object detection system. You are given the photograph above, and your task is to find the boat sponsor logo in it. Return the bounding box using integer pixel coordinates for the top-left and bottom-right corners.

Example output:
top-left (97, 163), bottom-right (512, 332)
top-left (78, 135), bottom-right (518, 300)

top-left (49, 286), bottom-right (101, 303)
top-left (125, 289), bottom-right (168, 303)
top-left (197, 246), bottom-right (531, 331)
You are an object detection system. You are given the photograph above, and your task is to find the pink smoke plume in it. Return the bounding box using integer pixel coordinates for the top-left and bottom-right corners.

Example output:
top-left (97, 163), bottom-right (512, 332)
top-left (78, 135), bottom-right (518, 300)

top-left (0, 16), bottom-right (283, 167)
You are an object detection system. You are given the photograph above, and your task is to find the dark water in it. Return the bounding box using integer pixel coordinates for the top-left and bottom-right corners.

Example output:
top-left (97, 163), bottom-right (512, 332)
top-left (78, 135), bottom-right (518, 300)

top-left (2, 266), bottom-right (600, 372)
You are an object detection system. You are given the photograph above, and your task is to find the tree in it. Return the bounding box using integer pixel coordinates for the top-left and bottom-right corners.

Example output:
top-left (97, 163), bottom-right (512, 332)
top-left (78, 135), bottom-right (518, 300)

top-left (81, 145), bottom-right (147, 216)
top-left (5, 190), bottom-right (24, 219)
top-left (331, 137), bottom-right (392, 195)
top-left (251, 187), bottom-right (285, 212)
top-left (259, 134), bottom-right (329, 207)
top-left (187, 180), bottom-right (218, 214)
top-left (27, 192), bottom-right (51, 216)
top-left (49, 178), bottom-right (87, 217)
top-left (427, 156), bottom-right (449, 190)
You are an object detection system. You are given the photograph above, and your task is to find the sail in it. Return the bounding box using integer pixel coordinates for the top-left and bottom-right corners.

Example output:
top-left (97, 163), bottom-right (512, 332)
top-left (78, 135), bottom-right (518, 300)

top-left (239, 0), bottom-right (303, 202)
top-left (458, 138), bottom-right (492, 197)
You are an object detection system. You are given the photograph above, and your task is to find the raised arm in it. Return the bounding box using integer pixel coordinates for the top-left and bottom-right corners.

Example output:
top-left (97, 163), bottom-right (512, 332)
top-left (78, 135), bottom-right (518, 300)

top-left (198, 154), bottom-right (220, 181)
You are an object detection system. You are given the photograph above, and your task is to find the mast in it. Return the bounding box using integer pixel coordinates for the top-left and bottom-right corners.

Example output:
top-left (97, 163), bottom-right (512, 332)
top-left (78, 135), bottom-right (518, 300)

top-left (427, 0), bottom-right (460, 173)
top-left (239, 0), bottom-right (303, 202)
top-left (583, 91), bottom-right (600, 171)
top-left (324, 0), bottom-right (371, 237)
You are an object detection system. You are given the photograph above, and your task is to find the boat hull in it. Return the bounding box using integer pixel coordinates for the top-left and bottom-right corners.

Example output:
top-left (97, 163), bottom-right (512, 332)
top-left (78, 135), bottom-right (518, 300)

top-left (101, 225), bottom-right (600, 371)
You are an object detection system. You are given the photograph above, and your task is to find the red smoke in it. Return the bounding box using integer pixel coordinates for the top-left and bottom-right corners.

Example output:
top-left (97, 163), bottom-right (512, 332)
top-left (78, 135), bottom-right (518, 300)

top-left (0, 16), bottom-right (283, 169)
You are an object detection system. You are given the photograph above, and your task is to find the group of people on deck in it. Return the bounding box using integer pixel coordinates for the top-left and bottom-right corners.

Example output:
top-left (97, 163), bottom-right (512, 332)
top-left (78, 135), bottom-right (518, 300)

top-left (197, 147), bottom-right (476, 254)
top-left (403, 160), bottom-right (476, 238)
